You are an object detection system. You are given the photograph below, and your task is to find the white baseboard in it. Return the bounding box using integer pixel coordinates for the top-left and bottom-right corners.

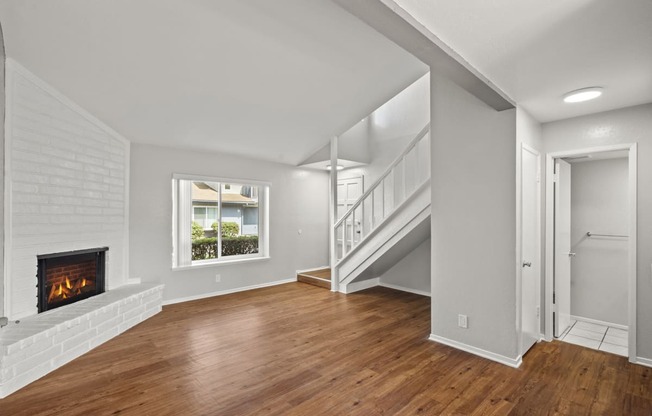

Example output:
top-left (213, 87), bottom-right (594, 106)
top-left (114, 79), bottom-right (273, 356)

top-left (162, 278), bottom-right (296, 305)
top-left (296, 265), bottom-right (330, 274)
top-left (340, 278), bottom-right (379, 294)
top-left (635, 356), bottom-right (652, 368)
top-left (428, 334), bottom-right (522, 368)
top-left (379, 282), bottom-right (431, 297)
top-left (571, 315), bottom-right (628, 331)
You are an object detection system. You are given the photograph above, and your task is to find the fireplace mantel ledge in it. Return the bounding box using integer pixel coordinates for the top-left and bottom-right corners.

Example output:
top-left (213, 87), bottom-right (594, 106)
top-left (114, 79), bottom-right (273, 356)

top-left (0, 283), bottom-right (164, 399)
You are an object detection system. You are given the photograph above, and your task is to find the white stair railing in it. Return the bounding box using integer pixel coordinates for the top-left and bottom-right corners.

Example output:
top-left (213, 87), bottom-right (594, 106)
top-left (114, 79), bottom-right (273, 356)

top-left (334, 123), bottom-right (430, 264)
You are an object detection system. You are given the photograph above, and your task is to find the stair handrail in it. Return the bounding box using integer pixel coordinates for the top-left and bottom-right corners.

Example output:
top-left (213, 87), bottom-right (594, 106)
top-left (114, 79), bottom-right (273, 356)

top-left (333, 122), bottom-right (430, 229)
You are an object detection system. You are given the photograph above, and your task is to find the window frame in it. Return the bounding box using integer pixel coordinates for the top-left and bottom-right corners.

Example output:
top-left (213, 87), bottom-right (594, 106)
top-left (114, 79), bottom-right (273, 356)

top-left (172, 173), bottom-right (270, 269)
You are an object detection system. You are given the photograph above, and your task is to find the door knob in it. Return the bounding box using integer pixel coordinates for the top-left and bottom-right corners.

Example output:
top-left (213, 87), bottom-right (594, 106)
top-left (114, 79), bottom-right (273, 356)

top-left (568, 252), bottom-right (576, 257)
top-left (522, 262), bottom-right (532, 267)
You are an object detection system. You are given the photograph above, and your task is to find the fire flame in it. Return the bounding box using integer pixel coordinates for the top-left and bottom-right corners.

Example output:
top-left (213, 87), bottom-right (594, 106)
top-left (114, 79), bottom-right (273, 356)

top-left (47, 276), bottom-right (93, 304)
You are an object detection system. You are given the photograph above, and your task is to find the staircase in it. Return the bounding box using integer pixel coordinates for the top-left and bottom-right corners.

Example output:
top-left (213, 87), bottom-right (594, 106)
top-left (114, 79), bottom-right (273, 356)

top-left (333, 124), bottom-right (431, 292)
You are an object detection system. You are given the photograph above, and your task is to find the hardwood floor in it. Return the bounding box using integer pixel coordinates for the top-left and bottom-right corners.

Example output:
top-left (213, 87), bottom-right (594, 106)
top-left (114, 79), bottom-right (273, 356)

top-left (0, 282), bottom-right (650, 415)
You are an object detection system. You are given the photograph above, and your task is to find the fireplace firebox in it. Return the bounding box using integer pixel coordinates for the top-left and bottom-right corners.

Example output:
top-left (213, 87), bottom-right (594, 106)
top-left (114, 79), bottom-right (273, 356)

top-left (37, 247), bottom-right (108, 313)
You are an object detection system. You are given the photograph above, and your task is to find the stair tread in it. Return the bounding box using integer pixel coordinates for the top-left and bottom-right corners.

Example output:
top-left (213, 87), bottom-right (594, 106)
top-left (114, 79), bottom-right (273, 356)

top-left (297, 274), bottom-right (331, 289)
top-left (297, 268), bottom-right (331, 280)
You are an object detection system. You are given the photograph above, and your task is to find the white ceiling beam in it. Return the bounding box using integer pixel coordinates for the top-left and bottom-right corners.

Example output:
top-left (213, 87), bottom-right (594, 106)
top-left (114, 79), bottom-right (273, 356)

top-left (333, 0), bottom-right (515, 111)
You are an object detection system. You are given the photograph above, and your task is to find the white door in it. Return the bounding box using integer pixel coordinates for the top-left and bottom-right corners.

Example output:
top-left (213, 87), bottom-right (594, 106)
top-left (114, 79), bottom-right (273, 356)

top-left (337, 176), bottom-right (363, 250)
top-left (554, 159), bottom-right (572, 338)
top-left (337, 177), bottom-right (363, 219)
top-left (521, 146), bottom-right (540, 354)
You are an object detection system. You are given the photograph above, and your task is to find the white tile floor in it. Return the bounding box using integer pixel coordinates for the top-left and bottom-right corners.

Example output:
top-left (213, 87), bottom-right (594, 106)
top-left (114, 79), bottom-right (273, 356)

top-left (558, 320), bottom-right (628, 357)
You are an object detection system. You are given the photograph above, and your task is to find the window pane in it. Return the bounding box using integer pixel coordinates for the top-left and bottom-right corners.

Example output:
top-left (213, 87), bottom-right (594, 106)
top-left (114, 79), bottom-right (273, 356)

top-left (193, 207), bottom-right (204, 228)
top-left (207, 207), bottom-right (218, 229)
top-left (221, 183), bottom-right (259, 257)
top-left (191, 182), bottom-right (217, 260)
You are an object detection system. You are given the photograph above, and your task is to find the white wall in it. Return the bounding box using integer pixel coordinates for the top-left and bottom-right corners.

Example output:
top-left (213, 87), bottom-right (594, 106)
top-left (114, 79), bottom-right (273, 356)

top-left (570, 158), bottom-right (628, 325)
top-left (340, 74), bottom-right (430, 188)
top-left (430, 74), bottom-right (518, 363)
top-left (129, 143), bottom-right (329, 302)
top-left (379, 237), bottom-right (430, 295)
top-left (542, 103), bottom-right (652, 360)
top-left (4, 61), bottom-right (130, 319)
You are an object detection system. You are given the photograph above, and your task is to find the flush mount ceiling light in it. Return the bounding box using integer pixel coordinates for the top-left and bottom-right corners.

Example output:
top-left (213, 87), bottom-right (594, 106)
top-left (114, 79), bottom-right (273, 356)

top-left (326, 164), bottom-right (344, 171)
top-left (563, 87), bottom-right (603, 103)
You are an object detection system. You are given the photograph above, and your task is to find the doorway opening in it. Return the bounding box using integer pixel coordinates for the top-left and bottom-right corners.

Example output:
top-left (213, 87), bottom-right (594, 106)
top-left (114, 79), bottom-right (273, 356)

top-left (545, 144), bottom-right (637, 361)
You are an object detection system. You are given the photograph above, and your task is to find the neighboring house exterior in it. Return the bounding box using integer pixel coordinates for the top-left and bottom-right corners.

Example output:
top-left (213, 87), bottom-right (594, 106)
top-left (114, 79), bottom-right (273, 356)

top-left (191, 182), bottom-right (259, 236)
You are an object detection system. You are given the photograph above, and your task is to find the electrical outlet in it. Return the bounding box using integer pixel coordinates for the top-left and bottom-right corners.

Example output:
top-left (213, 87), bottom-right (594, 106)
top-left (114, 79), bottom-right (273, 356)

top-left (536, 306), bottom-right (540, 318)
top-left (215, 274), bottom-right (221, 283)
top-left (458, 314), bottom-right (468, 329)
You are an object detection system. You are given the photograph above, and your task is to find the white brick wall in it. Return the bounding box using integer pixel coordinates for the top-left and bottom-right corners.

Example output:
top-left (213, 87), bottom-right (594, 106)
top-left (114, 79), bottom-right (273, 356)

top-left (0, 284), bottom-right (164, 399)
top-left (4, 60), bottom-right (130, 319)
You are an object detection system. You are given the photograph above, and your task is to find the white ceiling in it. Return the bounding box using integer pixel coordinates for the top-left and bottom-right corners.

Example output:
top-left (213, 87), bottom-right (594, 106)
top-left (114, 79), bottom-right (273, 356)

top-left (395, 0), bottom-right (652, 123)
top-left (0, 0), bottom-right (427, 165)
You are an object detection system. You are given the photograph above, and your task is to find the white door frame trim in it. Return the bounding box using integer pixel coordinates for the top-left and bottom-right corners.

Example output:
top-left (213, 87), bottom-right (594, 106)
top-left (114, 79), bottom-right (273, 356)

top-left (544, 143), bottom-right (637, 363)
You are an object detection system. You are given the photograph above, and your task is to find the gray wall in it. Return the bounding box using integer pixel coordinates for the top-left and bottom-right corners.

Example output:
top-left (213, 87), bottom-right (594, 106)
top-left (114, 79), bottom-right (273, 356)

top-left (430, 74), bottom-right (519, 361)
top-left (542, 103), bottom-right (652, 359)
top-left (379, 237), bottom-right (430, 294)
top-left (130, 143), bottom-right (330, 302)
top-left (570, 158), bottom-right (628, 325)
top-left (0, 22), bottom-right (5, 317)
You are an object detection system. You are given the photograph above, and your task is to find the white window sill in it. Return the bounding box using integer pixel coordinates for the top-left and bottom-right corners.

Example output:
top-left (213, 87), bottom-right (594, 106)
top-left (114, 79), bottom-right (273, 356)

top-left (172, 256), bottom-right (270, 271)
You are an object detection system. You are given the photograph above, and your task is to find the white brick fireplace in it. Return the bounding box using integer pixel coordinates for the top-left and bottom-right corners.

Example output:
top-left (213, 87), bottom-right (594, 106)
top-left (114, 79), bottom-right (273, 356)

top-left (1, 60), bottom-right (163, 399)
top-left (3, 59), bottom-right (130, 320)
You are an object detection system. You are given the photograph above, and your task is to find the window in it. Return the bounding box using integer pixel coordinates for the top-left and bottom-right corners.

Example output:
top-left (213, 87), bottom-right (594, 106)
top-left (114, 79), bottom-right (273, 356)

top-left (173, 175), bottom-right (269, 268)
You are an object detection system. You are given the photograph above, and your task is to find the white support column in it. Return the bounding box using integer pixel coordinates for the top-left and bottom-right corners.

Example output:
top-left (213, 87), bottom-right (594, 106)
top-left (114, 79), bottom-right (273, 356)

top-left (0, 22), bottom-right (6, 318)
top-left (329, 137), bottom-right (339, 292)
top-left (217, 182), bottom-right (222, 259)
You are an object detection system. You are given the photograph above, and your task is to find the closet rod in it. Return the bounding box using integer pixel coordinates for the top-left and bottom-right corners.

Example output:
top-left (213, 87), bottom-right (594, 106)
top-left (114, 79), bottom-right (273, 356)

top-left (586, 232), bottom-right (628, 238)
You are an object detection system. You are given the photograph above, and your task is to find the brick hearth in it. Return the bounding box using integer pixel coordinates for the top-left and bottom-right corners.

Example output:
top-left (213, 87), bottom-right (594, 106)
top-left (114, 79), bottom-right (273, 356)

top-left (0, 284), bottom-right (163, 399)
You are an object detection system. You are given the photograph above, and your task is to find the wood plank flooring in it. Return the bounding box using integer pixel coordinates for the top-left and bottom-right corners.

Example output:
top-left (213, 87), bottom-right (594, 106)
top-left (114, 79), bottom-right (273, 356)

top-left (0, 282), bottom-right (650, 415)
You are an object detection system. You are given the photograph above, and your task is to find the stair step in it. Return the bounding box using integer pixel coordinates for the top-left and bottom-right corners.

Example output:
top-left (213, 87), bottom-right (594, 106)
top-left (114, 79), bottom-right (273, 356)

top-left (297, 268), bottom-right (331, 289)
top-left (300, 268), bottom-right (331, 280)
